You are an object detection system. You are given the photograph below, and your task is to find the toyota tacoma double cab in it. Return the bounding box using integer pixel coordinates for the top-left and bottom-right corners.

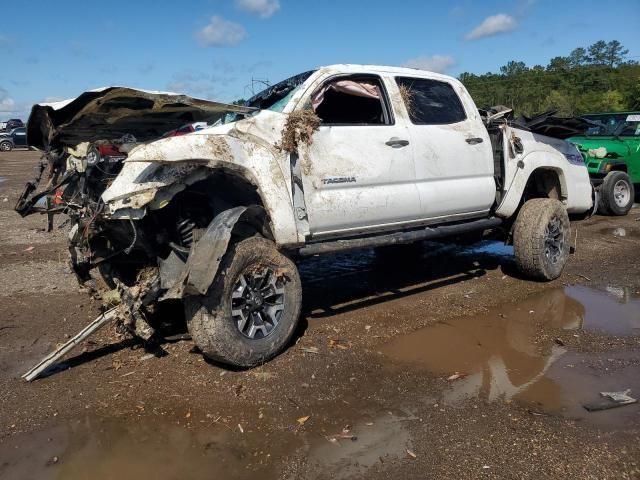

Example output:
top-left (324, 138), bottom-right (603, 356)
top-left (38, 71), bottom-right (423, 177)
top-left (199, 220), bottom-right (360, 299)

top-left (17, 66), bottom-right (594, 369)
top-left (568, 112), bottom-right (639, 215)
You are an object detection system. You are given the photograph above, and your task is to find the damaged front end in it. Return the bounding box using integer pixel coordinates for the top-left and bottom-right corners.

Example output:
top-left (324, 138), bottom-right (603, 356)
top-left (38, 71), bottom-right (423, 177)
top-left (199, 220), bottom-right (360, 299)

top-left (16, 87), bottom-right (258, 346)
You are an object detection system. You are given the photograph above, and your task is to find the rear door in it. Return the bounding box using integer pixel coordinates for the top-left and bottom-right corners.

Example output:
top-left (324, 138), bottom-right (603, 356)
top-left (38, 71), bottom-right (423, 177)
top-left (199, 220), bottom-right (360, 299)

top-left (296, 73), bottom-right (421, 238)
top-left (395, 76), bottom-right (496, 219)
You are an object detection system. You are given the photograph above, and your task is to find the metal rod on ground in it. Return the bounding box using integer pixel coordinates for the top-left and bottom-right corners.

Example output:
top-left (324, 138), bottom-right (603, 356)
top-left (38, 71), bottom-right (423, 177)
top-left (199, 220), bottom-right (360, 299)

top-left (22, 308), bottom-right (118, 382)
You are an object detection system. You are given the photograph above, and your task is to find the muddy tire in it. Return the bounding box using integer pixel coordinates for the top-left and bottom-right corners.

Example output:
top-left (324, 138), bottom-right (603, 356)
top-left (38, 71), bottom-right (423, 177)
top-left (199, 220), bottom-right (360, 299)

top-left (184, 236), bottom-right (302, 368)
top-left (513, 198), bottom-right (571, 281)
top-left (598, 171), bottom-right (634, 216)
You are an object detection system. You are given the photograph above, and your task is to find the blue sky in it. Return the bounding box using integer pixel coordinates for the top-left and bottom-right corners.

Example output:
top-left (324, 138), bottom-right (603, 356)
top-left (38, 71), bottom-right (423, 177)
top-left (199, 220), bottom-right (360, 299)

top-left (1, 0), bottom-right (638, 120)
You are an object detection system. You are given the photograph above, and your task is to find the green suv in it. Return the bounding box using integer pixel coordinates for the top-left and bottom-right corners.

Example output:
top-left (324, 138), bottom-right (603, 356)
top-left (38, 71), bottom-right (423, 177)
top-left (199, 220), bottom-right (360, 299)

top-left (568, 112), bottom-right (639, 215)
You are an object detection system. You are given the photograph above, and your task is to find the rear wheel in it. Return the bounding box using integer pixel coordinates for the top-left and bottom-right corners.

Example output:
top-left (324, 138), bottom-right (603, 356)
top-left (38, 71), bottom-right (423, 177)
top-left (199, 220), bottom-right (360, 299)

top-left (0, 141), bottom-right (12, 151)
top-left (598, 171), bottom-right (634, 216)
top-left (513, 198), bottom-right (570, 281)
top-left (184, 236), bottom-right (302, 368)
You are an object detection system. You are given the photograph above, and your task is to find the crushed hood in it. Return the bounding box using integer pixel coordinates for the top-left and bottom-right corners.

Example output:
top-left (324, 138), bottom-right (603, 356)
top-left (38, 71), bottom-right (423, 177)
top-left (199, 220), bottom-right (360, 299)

top-left (520, 110), bottom-right (596, 140)
top-left (27, 87), bottom-right (256, 150)
top-left (481, 107), bottom-right (597, 140)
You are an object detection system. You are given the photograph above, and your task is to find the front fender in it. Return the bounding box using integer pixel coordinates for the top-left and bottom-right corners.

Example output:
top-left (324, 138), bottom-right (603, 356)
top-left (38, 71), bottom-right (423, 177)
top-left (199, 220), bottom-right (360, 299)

top-left (102, 132), bottom-right (301, 247)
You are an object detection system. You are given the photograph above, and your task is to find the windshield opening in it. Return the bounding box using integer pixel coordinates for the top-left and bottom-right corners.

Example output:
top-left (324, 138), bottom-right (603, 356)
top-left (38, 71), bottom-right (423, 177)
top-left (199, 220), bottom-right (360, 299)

top-left (247, 70), bottom-right (316, 111)
top-left (582, 113), bottom-right (640, 137)
top-left (216, 70), bottom-right (316, 126)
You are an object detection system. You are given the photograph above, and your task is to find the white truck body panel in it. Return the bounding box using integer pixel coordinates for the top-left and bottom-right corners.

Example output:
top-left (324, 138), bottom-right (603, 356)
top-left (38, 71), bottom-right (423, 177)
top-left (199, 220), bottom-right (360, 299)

top-left (104, 111), bottom-right (302, 246)
top-left (496, 126), bottom-right (593, 217)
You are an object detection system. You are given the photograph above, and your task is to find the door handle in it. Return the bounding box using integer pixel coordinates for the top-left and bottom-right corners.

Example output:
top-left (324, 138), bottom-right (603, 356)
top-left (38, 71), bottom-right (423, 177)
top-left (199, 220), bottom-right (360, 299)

top-left (465, 137), bottom-right (484, 145)
top-left (385, 137), bottom-right (410, 148)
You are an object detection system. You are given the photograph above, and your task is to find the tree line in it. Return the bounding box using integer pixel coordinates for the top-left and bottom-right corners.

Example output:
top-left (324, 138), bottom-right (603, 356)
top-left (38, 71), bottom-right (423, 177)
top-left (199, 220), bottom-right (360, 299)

top-left (459, 40), bottom-right (640, 117)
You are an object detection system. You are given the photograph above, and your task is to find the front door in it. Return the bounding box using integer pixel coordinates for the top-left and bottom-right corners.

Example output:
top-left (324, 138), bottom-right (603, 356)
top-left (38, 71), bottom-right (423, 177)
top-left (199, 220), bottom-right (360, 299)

top-left (296, 74), bottom-right (420, 238)
top-left (13, 128), bottom-right (27, 147)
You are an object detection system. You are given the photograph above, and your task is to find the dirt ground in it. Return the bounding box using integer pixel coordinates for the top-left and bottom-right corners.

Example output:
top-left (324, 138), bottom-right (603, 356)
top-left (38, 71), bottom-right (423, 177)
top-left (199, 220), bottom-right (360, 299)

top-left (1, 149), bottom-right (639, 479)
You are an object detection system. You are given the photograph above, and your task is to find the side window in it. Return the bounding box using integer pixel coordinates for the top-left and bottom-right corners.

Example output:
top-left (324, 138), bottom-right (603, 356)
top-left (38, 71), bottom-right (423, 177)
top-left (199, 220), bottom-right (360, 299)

top-left (311, 76), bottom-right (392, 125)
top-left (396, 77), bottom-right (466, 125)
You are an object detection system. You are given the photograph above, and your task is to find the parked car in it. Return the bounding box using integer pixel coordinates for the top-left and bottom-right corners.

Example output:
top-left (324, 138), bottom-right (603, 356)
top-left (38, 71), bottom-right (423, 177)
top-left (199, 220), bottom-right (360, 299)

top-left (162, 122), bottom-right (209, 138)
top-left (4, 118), bottom-right (24, 131)
top-left (0, 127), bottom-right (27, 151)
top-left (17, 67), bottom-right (594, 368)
top-left (568, 112), bottom-right (639, 215)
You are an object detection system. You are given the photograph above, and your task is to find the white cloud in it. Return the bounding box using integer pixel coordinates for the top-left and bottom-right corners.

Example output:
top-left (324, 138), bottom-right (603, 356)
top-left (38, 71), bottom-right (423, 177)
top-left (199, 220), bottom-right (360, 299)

top-left (0, 87), bottom-right (17, 115)
top-left (196, 16), bottom-right (247, 47)
top-left (402, 55), bottom-right (456, 73)
top-left (0, 97), bottom-right (16, 115)
top-left (236, 0), bottom-right (280, 18)
top-left (465, 14), bottom-right (517, 40)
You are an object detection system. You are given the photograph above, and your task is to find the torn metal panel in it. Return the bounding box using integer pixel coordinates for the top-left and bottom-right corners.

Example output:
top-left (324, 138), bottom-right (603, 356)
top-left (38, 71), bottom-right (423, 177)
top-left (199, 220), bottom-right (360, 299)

top-left (27, 87), bottom-right (256, 150)
top-left (163, 205), bottom-right (267, 299)
top-left (521, 110), bottom-right (596, 140)
top-left (480, 106), bottom-right (596, 140)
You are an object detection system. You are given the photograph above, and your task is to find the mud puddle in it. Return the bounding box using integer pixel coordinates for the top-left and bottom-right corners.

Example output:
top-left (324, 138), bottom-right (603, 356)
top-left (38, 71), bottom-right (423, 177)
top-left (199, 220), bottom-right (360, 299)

top-left (0, 409), bottom-right (414, 480)
top-left (382, 286), bottom-right (640, 428)
top-left (0, 415), bottom-right (292, 480)
top-left (305, 412), bottom-right (412, 479)
top-left (599, 226), bottom-right (639, 238)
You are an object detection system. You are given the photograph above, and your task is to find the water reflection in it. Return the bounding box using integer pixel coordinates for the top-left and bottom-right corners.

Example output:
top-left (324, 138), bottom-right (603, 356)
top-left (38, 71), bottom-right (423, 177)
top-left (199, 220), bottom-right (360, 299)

top-left (383, 286), bottom-right (640, 422)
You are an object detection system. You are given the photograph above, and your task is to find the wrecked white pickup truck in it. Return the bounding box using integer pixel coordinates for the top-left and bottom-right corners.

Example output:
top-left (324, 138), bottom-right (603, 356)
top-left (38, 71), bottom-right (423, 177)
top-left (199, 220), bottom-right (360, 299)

top-left (17, 65), bottom-right (595, 372)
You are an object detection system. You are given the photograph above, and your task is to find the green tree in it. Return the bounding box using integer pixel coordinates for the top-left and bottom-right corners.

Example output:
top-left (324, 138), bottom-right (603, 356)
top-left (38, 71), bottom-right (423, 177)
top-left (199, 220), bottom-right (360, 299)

top-left (541, 90), bottom-right (574, 116)
top-left (499, 61), bottom-right (528, 76)
top-left (568, 48), bottom-right (587, 67)
top-left (587, 40), bottom-right (608, 65)
top-left (459, 40), bottom-right (639, 116)
top-left (604, 40), bottom-right (629, 67)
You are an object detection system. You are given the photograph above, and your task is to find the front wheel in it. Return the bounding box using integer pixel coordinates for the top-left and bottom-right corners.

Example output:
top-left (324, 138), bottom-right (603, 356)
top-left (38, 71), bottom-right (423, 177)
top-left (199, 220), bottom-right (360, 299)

top-left (0, 141), bottom-right (12, 151)
top-left (184, 236), bottom-right (302, 368)
top-left (513, 198), bottom-right (571, 281)
top-left (598, 171), bottom-right (634, 216)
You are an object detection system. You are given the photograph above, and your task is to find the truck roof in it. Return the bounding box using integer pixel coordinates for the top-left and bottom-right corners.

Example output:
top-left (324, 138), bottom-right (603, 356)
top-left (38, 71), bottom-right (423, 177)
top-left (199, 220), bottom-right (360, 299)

top-left (317, 64), bottom-right (459, 83)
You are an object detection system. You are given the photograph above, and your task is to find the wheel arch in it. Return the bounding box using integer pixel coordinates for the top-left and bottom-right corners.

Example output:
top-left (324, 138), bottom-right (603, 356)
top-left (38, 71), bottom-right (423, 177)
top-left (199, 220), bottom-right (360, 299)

top-left (495, 151), bottom-right (573, 219)
top-left (523, 167), bottom-right (568, 201)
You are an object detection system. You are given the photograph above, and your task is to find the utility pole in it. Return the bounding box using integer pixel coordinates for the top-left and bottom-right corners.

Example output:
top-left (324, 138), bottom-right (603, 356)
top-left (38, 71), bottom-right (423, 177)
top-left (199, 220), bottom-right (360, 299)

top-left (244, 77), bottom-right (270, 98)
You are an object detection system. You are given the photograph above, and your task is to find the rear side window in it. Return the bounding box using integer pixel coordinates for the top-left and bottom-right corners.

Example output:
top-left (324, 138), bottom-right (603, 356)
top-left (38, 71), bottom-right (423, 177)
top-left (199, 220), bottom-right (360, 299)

top-left (396, 77), bottom-right (466, 125)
